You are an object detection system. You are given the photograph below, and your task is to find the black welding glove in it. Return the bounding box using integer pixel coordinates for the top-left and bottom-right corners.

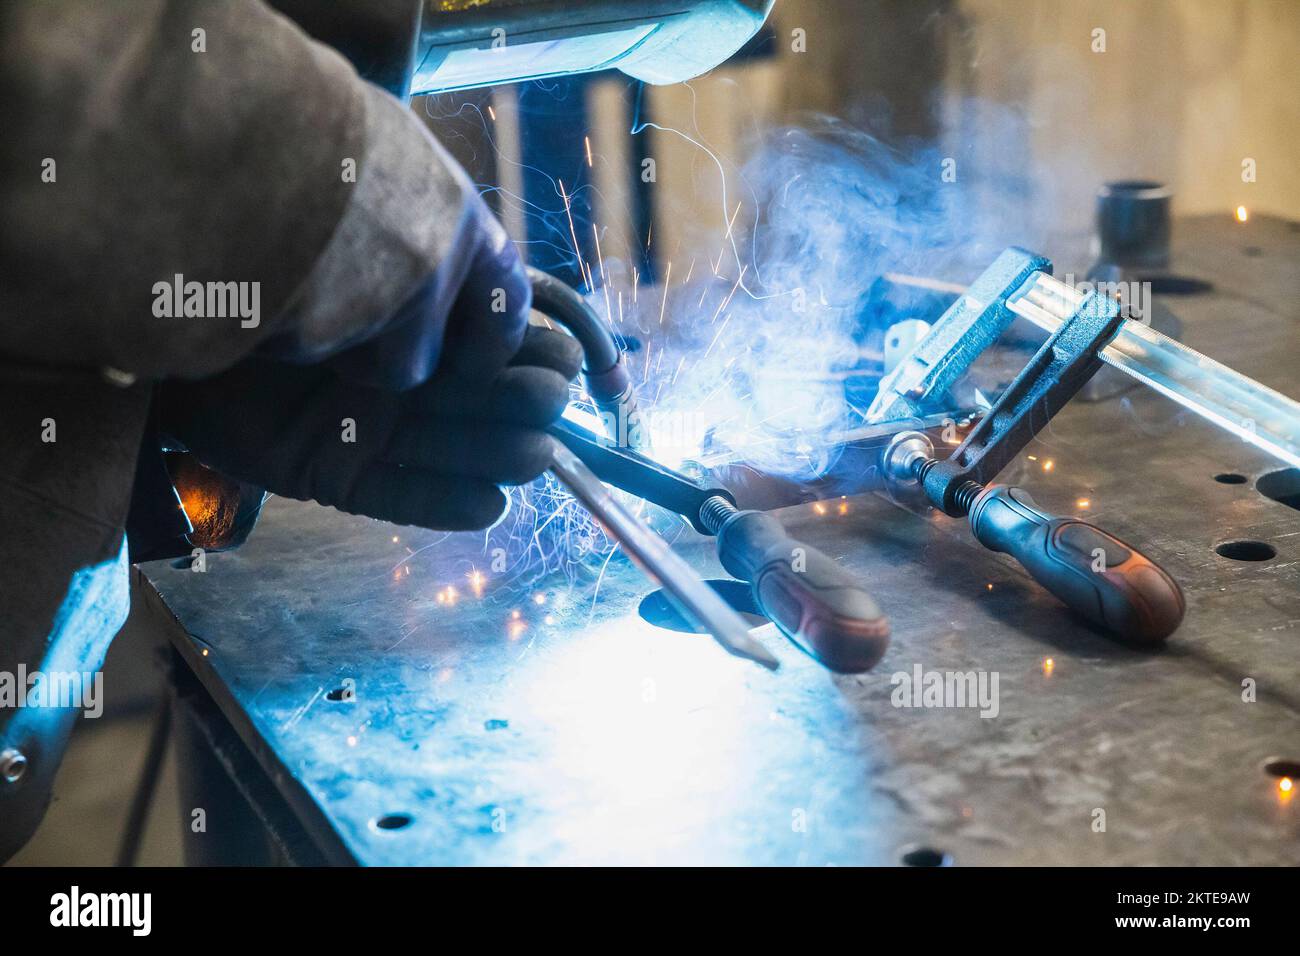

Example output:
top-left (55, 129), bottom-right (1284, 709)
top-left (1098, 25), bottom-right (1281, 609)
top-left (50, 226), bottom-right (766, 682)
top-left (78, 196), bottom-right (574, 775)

top-left (158, 325), bottom-right (582, 531)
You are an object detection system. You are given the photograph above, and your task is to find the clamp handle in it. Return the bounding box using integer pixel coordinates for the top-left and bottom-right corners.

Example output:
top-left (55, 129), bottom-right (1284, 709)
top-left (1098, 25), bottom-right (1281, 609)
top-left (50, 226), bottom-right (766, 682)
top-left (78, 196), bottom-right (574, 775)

top-left (714, 509), bottom-right (890, 672)
top-left (968, 485), bottom-right (1184, 644)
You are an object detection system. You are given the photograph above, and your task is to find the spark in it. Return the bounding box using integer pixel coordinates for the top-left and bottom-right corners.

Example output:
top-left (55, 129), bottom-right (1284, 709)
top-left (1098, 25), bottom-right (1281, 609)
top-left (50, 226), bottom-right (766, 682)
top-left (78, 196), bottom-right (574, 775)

top-left (584, 135), bottom-right (593, 168)
top-left (1042, 459), bottom-right (1055, 472)
top-left (709, 266), bottom-right (747, 324)
top-left (592, 221), bottom-right (607, 283)
top-left (1076, 498), bottom-right (1091, 509)
top-left (468, 569), bottom-right (486, 597)
top-left (682, 256), bottom-right (697, 286)
top-left (558, 179), bottom-right (588, 291)
top-left (1042, 657), bottom-right (1055, 677)
top-left (701, 310), bottom-right (734, 360)
top-left (1235, 205), bottom-right (1249, 223)
top-left (658, 261), bottom-right (672, 325)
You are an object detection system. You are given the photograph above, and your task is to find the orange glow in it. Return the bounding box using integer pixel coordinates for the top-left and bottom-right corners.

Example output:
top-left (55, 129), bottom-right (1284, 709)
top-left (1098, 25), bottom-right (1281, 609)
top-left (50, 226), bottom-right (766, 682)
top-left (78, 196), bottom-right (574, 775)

top-left (1077, 498), bottom-right (1091, 509)
top-left (1042, 459), bottom-right (1055, 472)
top-left (813, 502), bottom-right (827, 515)
top-left (1279, 778), bottom-right (1295, 806)
top-left (1043, 657), bottom-right (1055, 677)
top-left (533, 592), bottom-right (547, 605)
top-left (1235, 205), bottom-right (1249, 223)
top-left (468, 569), bottom-right (486, 597)
top-left (838, 502), bottom-right (849, 515)
top-left (508, 621), bottom-right (526, 640)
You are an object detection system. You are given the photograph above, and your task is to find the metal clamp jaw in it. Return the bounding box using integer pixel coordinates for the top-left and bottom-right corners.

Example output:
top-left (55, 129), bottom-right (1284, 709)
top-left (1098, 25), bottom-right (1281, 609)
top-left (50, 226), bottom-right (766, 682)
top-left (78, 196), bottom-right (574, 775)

top-left (915, 272), bottom-right (1125, 515)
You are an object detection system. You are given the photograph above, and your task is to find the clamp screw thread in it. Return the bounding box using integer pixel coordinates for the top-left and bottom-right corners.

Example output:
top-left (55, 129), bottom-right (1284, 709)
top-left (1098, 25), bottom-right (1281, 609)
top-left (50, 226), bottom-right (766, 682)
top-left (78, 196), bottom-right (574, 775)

top-left (698, 496), bottom-right (738, 536)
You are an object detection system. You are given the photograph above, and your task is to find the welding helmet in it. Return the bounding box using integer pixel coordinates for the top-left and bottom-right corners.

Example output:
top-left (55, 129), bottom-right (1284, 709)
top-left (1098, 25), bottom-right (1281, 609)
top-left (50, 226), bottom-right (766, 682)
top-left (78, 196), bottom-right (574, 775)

top-left (270, 0), bottom-right (774, 99)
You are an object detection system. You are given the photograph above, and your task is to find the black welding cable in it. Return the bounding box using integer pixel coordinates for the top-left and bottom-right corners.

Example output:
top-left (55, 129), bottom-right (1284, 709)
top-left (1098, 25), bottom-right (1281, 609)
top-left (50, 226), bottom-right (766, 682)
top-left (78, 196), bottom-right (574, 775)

top-left (527, 267), bottom-right (621, 372)
top-left (527, 267), bottom-right (648, 450)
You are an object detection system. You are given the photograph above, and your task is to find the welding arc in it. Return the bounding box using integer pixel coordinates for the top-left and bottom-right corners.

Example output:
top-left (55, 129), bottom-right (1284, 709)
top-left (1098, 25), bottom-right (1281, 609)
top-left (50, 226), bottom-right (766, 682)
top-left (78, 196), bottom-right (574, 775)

top-left (548, 440), bottom-right (780, 670)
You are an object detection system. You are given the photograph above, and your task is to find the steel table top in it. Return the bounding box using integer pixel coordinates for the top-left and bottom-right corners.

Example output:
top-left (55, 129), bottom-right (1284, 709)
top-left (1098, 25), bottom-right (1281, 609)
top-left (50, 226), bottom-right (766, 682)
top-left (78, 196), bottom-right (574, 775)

top-left (137, 214), bottom-right (1300, 865)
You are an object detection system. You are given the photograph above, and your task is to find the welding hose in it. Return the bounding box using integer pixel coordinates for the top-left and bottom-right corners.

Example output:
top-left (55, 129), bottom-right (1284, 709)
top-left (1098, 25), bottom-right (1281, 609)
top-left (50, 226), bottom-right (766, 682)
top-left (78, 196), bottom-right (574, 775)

top-left (528, 268), bottom-right (648, 452)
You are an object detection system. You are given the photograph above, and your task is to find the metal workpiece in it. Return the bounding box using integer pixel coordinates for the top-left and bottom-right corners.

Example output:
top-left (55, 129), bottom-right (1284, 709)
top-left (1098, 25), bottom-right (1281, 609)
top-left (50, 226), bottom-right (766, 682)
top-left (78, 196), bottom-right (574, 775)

top-left (135, 216), bottom-right (1300, 865)
top-left (1007, 271), bottom-right (1300, 469)
top-left (1095, 180), bottom-right (1173, 270)
top-left (548, 440), bottom-right (778, 670)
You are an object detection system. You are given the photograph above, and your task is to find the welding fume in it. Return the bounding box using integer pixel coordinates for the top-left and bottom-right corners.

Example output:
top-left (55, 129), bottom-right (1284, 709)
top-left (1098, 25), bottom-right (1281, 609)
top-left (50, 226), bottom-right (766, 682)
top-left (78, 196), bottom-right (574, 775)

top-left (4, 0), bottom-right (1300, 904)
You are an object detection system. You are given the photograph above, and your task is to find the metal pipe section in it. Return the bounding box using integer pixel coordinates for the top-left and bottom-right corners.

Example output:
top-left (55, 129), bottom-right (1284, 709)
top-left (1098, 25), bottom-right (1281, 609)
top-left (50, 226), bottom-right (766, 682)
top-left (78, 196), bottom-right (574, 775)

top-left (1007, 272), bottom-right (1300, 469)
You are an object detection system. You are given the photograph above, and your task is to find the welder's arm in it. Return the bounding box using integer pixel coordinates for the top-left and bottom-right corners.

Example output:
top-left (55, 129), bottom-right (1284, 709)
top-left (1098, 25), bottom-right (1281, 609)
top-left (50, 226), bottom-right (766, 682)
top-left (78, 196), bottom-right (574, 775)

top-left (1, 0), bottom-right (528, 385)
top-left (0, 0), bottom-right (528, 862)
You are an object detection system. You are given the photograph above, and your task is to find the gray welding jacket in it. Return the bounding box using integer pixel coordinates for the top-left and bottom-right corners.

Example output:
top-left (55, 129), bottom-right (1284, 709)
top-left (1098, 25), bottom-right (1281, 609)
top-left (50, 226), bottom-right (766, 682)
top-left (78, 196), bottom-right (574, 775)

top-left (0, 0), bottom-right (477, 859)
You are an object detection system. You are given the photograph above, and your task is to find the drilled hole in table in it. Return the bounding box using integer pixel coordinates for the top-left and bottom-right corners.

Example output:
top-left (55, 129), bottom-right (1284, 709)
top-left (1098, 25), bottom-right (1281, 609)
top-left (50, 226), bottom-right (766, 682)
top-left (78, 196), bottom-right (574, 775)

top-left (1263, 759), bottom-right (1300, 779)
top-left (1213, 473), bottom-right (1248, 485)
top-left (1215, 540), bottom-right (1277, 562)
top-left (638, 579), bottom-right (769, 634)
top-left (371, 813), bottom-right (413, 832)
top-left (1257, 468), bottom-right (1300, 511)
top-left (900, 845), bottom-right (951, 867)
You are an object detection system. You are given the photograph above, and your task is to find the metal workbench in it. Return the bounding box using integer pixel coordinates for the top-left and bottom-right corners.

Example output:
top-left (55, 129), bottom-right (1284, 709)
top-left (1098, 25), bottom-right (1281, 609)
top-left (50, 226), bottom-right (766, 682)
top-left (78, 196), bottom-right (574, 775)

top-left (134, 214), bottom-right (1300, 865)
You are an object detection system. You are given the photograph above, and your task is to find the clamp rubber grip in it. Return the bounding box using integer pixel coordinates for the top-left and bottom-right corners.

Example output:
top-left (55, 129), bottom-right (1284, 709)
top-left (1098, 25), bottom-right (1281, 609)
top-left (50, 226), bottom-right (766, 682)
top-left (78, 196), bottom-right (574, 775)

top-left (715, 510), bottom-right (890, 673)
top-left (967, 486), bottom-right (1184, 644)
